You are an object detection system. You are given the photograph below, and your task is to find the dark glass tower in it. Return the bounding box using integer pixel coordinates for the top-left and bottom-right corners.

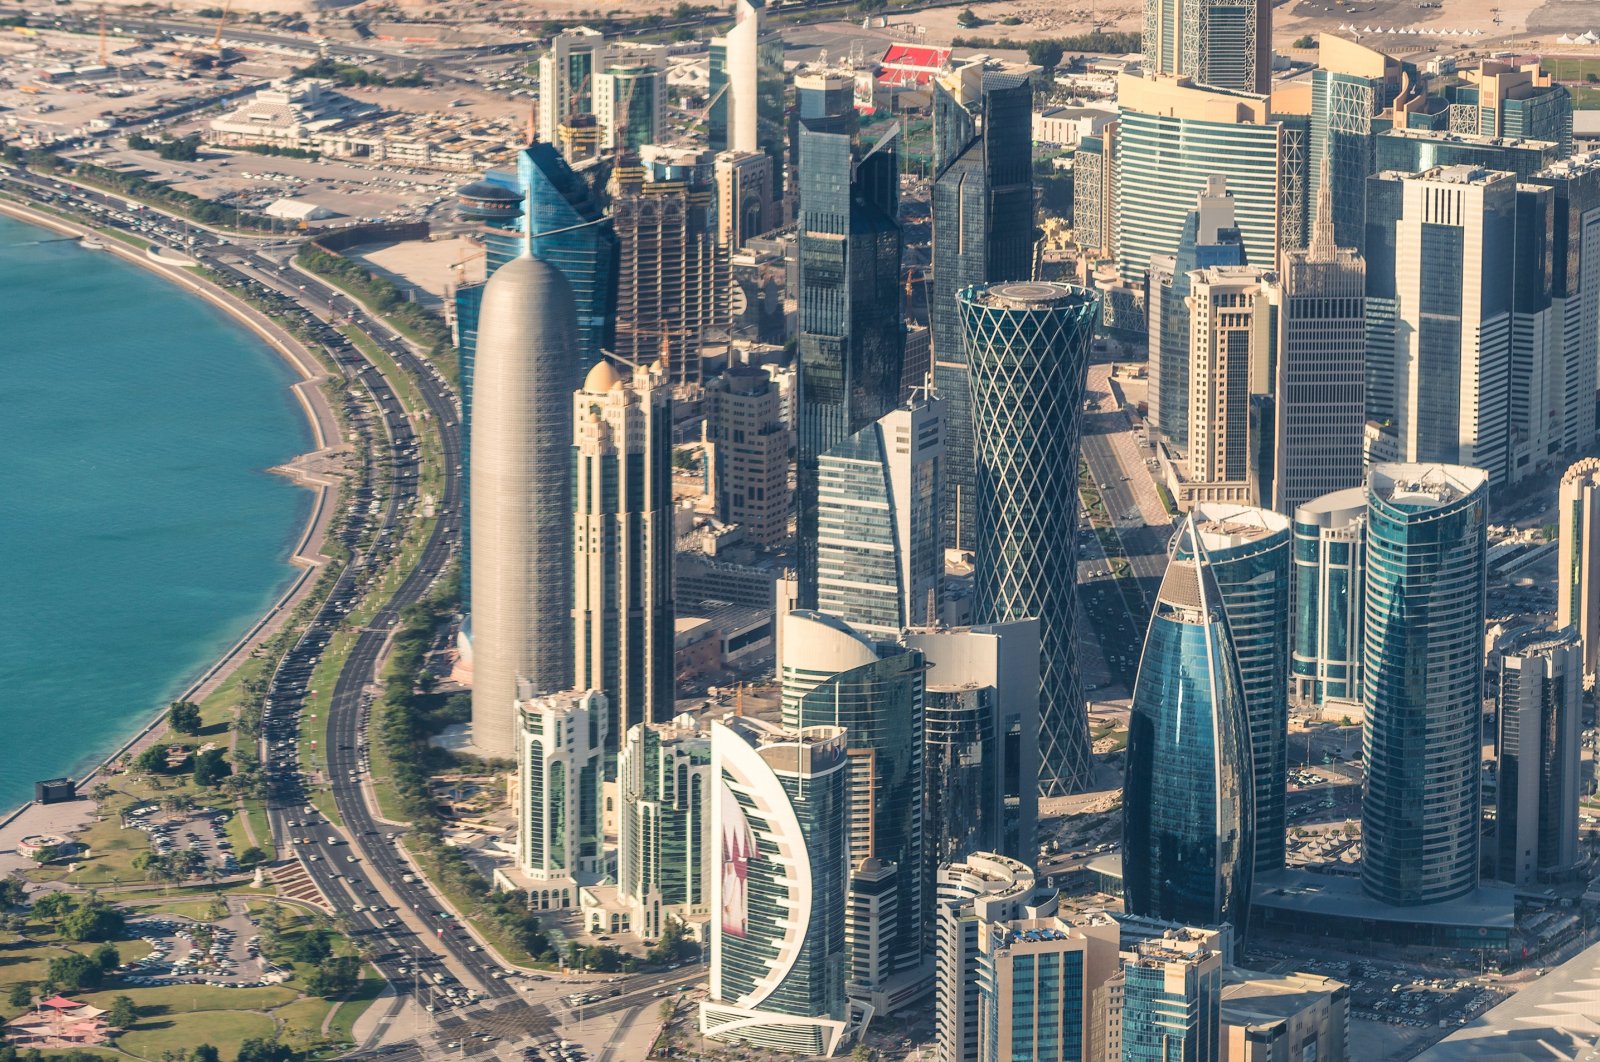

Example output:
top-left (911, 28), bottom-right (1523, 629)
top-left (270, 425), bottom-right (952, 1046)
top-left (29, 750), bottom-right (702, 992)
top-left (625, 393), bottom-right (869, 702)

top-left (520, 143), bottom-right (618, 369)
top-left (930, 70), bottom-right (1035, 552)
top-left (795, 123), bottom-right (905, 608)
top-left (1124, 518), bottom-right (1255, 931)
top-left (959, 282), bottom-right (1096, 796)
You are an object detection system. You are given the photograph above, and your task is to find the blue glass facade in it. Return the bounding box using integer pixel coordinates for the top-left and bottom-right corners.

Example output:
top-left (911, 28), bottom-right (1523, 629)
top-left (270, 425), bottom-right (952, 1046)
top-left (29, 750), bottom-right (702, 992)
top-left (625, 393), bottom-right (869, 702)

top-left (1290, 488), bottom-right (1367, 707)
top-left (520, 143), bottom-right (617, 369)
top-left (1120, 935), bottom-right (1223, 1062)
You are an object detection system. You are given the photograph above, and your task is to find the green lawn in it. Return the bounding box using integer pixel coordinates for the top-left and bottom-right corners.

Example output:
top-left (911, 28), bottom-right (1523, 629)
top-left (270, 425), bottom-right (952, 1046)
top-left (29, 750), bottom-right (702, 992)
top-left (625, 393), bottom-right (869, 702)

top-left (114, 1006), bottom-right (277, 1060)
top-left (1542, 56), bottom-right (1600, 80)
top-left (326, 971), bottom-right (387, 1042)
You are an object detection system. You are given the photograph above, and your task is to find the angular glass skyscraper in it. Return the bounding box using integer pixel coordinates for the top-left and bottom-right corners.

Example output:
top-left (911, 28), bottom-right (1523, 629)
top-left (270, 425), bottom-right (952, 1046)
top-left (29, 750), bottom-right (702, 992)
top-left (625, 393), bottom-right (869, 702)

top-left (1172, 504), bottom-right (1290, 874)
top-left (1124, 519), bottom-right (1254, 930)
top-left (930, 67), bottom-right (1035, 552)
top-left (1361, 463), bottom-right (1488, 907)
top-left (520, 143), bottom-right (618, 369)
top-left (960, 282), bottom-right (1097, 797)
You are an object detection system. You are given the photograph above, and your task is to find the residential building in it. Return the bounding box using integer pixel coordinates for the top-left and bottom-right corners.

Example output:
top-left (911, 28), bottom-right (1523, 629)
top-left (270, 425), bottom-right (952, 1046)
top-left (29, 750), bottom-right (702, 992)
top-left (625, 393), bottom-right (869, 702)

top-left (960, 281), bottom-right (1098, 797)
top-left (705, 366), bottom-right (792, 548)
top-left (708, 0), bottom-right (786, 197)
top-left (1172, 504), bottom-right (1291, 873)
top-left (1361, 463), bottom-right (1488, 907)
top-left (1495, 629), bottom-right (1583, 885)
top-left (1141, 0), bottom-right (1272, 93)
top-left (1124, 519), bottom-right (1255, 930)
top-left (1221, 970), bottom-right (1350, 1062)
top-left (618, 718), bottom-right (711, 940)
top-left (976, 912), bottom-right (1121, 1062)
top-left (815, 398), bottom-right (944, 639)
top-left (715, 149), bottom-right (776, 254)
top-left (701, 718), bottom-right (852, 1056)
top-left (515, 686), bottom-right (607, 908)
top-left (1290, 488), bottom-right (1367, 708)
top-left (1120, 929), bottom-right (1226, 1062)
top-left (1559, 457), bottom-right (1600, 681)
top-left (904, 621), bottom-right (1040, 865)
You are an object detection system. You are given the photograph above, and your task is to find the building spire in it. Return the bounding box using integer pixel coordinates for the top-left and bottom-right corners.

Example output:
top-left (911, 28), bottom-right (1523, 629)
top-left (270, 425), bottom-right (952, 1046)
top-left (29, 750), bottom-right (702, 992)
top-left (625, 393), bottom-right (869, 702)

top-left (1309, 147), bottom-right (1336, 262)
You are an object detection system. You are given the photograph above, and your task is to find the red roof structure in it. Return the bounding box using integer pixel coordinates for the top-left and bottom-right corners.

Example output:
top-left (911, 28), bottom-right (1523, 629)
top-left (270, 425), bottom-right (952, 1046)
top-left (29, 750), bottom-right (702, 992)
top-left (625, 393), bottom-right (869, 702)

top-left (877, 43), bottom-right (951, 86)
top-left (37, 997), bottom-right (82, 1012)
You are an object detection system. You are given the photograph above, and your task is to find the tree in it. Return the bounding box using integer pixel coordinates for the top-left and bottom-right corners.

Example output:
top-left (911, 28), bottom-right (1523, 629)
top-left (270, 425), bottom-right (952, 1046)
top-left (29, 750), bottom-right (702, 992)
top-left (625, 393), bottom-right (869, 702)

top-left (28, 846), bottom-right (60, 865)
top-left (106, 995), bottom-right (137, 1030)
top-left (46, 953), bottom-right (103, 992)
top-left (0, 877), bottom-right (24, 909)
top-left (89, 784), bottom-right (114, 802)
top-left (91, 942), bottom-right (121, 971)
top-left (290, 929), bottom-right (332, 965)
top-left (235, 1037), bottom-right (298, 1062)
top-left (238, 846), bottom-right (268, 867)
top-left (1026, 40), bottom-right (1065, 71)
top-left (31, 892), bottom-right (72, 925)
top-left (192, 1047), bottom-right (220, 1062)
top-left (7, 983), bottom-right (31, 1008)
top-left (955, 7), bottom-right (980, 27)
top-left (1293, 33), bottom-right (1316, 48)
top-left (168, 701), bottom-right (203, 736)
top-left (61, 901), bottom-right (124, 942)
top-left (193, 748), bottom-right (231, 789)
top-left (133, 745), bottom-right (168, 775)
top-left (303, 956), bottom-right (360, 997)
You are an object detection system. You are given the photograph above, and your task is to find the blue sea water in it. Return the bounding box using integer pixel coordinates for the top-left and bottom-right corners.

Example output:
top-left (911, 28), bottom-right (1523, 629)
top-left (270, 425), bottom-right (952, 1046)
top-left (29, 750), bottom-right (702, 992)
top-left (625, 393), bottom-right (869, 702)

top-left (0, 215), bottom-right (313, 810)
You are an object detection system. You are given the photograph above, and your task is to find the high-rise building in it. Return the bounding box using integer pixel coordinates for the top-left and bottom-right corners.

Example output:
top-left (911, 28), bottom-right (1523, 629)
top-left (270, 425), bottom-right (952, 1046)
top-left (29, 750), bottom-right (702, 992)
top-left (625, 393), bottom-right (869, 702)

top-left (1147, 177), bottom-right (1247, 450)
top-left (1141, 0), bottom-right (1272, 94)
top-left (933, 853), bottom-right (1051, 1062)
top-left (1558, 457), bottom-right (1600, 682)
top-left (572, 360), bottom-right (675, 776)
top-left (1274, 162), bottom-right (1367, 514)
top-left (715, 149), bottom-right (776, 254)
top-left (1220, 970), bottom-right (1349, 1062)
top-left (537, 30), bottom-right (606, 146)
top-left (1528, 154), bottom-right (1600, 459)
top-left (1495, 628), bottom-right (1583, 886)
top-left (520, 144), bottom-right (619, 368)
top-left (618, 717), bottom-right (711, 940)
top-left (930, 65), bottom-right (1035, 552)
top-left (904, 621), bottom-right (1041, 866)
top-left (1308, 36), bottom-right (1416, 253)
top-left (1456, 61), bottom-right (1573, 151)
top-left (705, 366), bottom-right (792, 548)
top-left (594, 61), bottom-right (665, 152)
top-left (1289, 487), bottom-right (1367, 708)
top-left (1172, 504), bottom-right (1291, 874)
top-left (702, 717), bottom-right (852, 1056)
top-left (709, 0), bottom-right (786, 198)
top-left (816, 398), bottom-right (944, 639)
top-left (469, 250), bottom-right (578, 757)
top-left (1124, 520), bottom-right (1255, 930)
top-left (1374, 128), bottom-right (1562, 181)
top-left (960, 281), bottom-right (1097, 797)
top-left (515, 685), bottom-right (607, 908)
top-left (976, 910), bottom-right (1121, 1062)
top-left (795, 123), bottom-right (904, 607)
top-left (1361, 463), bottom-right (1488, 907)
top-left (1182, 264), bottom-right (1281, 507)
top-left (1120, 929), bottom-right (1226, 1062)
top-left (1072, 124), bottom-right (1118, 258)
top-left (780, 610), bottom-right (927, 1006)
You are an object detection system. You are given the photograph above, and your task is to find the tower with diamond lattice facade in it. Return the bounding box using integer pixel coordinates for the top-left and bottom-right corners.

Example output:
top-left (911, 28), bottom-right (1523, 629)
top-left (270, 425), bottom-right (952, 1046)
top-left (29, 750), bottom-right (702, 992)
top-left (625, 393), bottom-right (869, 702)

top-left (959, 282), bottom-right (1098, 797)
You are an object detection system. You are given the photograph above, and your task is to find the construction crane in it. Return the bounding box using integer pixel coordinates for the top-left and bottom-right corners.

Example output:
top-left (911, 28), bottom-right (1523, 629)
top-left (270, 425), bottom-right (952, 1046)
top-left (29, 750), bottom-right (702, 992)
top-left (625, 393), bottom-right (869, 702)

top-left (211, 0), bottom-right (231, 53)
top-left (97, 4), bottom-right (107, 65)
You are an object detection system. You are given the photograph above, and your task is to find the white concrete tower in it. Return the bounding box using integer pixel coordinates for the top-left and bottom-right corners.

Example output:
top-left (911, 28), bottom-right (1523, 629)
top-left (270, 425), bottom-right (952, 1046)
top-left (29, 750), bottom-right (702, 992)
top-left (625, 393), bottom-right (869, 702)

top-left (726, 0), bottom-right (761, 153)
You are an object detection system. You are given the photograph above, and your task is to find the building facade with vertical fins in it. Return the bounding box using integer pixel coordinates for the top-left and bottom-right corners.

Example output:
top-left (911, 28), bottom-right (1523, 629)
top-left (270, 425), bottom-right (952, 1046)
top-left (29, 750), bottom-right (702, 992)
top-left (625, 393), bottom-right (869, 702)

top-left (1141, 0), bottom-right (1272, 94)
top-left (1495, 629), bottom-right (1582, 886)
top-left (1290, 487), bottom-right (1367, 708)
top-left (618, 718), bottom-right (710, 939)
top-left (516, 686), bottom-right (607, 908)
top-left (1558, 457), bottom-right (1600, 682)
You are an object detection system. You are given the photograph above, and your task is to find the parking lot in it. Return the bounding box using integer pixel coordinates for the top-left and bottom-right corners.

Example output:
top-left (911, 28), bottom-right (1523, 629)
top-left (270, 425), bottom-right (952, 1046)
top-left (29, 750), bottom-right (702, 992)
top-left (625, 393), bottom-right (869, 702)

top-left (121, 904), bottom-right (285, 988)
top-left (123, 801), bottom-right (240, 874)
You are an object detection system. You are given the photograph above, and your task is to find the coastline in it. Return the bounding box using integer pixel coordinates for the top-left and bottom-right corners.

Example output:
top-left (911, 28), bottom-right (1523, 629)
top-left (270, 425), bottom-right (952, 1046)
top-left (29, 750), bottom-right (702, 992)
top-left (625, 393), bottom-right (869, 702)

top-left (0, 196), bottom-right (345, 832)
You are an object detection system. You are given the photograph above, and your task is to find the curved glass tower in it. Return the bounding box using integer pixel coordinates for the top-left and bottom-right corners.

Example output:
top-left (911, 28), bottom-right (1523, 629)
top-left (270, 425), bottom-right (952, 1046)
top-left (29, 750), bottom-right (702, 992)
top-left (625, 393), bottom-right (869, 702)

top-left (1291, 487), bottom-right (1367, 708)
top-left (959, 282), bottom-right (1097, 797)
top-left (1361, 463), bottom-right (1488, 907)
top-left (1124, 519), bottom-right (1254, 931)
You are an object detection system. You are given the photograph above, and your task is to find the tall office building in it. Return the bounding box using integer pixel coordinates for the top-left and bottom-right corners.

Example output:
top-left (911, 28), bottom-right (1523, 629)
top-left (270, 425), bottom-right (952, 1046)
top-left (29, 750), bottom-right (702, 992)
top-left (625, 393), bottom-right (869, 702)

top-left (905, 621), bottom-right (1040, 866)
top-left (930, 65), bottom-right (1035, 552)
top-left (1124, 520), bottom-right (1255, 929)
top-left (976, 911), bottom-right (1121, 1062)
top-left (1558, 457), bottom-right (1600, 682)
top-left (960, 281), bottom-right (1097, 797)
top-left (709, 0), bottom-right (786, 197)
top-left (1183, 264), bottom-right (1281, 507)
top-left (469, 250), bottom-right (578, 757)
top-left (1147, 177), bottom-right (1247, 450)
top-left (521, 143), bottom-right (619, 367)
top-left (1141, 0), bottom-right (1271, 94)
top-left (572, 360), bottom-right (675, 776)
top-left (705, 366), bottom-right (792, 548)
top-left (715, 149), bottom-right (776, 253)
top-left (701, 717), bottom-right (851, 1056)
top-left (1120, 929), bottom-right (1226, 1062)
top-left (1308, 36), bottom-right (1416, 252)
top-left (515, 686), bottom-right (607, 908)
top-left (815, 398), bottom-right (944, 639)
top-left (1172, 504), bottom-right (1291, 873)
top-left (1528, 154), bottom-right (1600, 459)
top-left (594, 61), bottom-right (665, 152)
top-left (1456, 61), bottom-right (1573, 151)
top-left (1072, 124), bottom-right (1117, 258)
top-left (618, 718), bottom-right (710, 940)
top-left (536, 30), bottom-right (606, 146)
top-left (795, 123), bottom-right (904, 607)
top-left (1361, 463), bottom-right (1488, 907)
top-left (1495, 629), bottom-right (1582, 886)
top-left (1290, 487), bottom-right (1367, 708)
top-left (1274, 163), bottom-right (1367, 514)
top-left (780, 611), bottom-right (927, 1003)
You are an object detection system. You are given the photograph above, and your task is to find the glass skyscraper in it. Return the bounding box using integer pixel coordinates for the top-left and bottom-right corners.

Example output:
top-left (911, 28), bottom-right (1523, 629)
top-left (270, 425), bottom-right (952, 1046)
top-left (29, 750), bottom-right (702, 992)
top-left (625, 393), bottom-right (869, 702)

top-left (1141, 0), bottom-right (1271, 94)
top-left (1172, 504), bottom-right (1290, 873)
top-left (1291, 487), bottom-right (1367, 708)
top-left (520, 143), bottom-right (618, 369)
top-left (1361, 463), bottom-right (1488, 907)
top-left (959, 282), bottom-right (1097, 797)
top-left (1495, 629), bottom-right (1583, 886)
top-left (1124, 518), bottom-right (1254, 930)
top-left (617, 718), bottom-right (709, 939)
top-left (930, 67), bottom-right (1035, 552)
top-left (1119, 929), bottom-right (1225, 1062)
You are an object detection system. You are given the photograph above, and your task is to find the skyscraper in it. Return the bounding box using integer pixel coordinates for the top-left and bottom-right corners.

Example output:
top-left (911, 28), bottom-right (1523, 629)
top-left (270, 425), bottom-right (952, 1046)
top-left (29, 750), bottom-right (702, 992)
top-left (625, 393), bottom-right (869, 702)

top-left (1528, 153), bottom-right (1600, 459)
top-left (904, 621), bottom-right (1040, 866)
top-left (1290, 487), bottom-right (1367, 708)
top-left (960, 281), bottom-right (1097, 797)
top-left (572, 360), bottom-right (675, 777)
top-left (536, 30), bottom-right (605, 146)
top-left (1274, 160), bottom-right (1367, 514)
top-left (1361, 463), bottom-right (1488, 907)
top-left (1141, 0), bottom-right (1272, 93)
top-left (1124, 520), bottom-right (1255, 930)
top-left (1558, 457), bottom-right (1600, 682)
top-left (1308, 36), bottom-right (1416, 253)
top-left (1495, 628), bottom-right (1582, 886)
top-left (709, 0), bottom-right (786, 198)
top-left (976, 910), bottom-right (1121, 1062)
top-left (594, 61), bottom-right (665, 151)
top-left (618, 717), bottom-right (710, 939)
top-left (520, 143), bottom-right (618, 368)
top-left (1171, 504), bottom-right (1291, 873)
top-left (715, 149), bottom-right (776, 254)
top-left (1120, 929), bottom-right (1226, 1062)
top-left (702, 717), bottom-right (851, 1056)
top-left (931, 65), bottom-right (1035, 552)
top-left (705, 365), bottom-right (792, 548)
top-left (469, 250), bottom-right (579, 757)
top-left (815, 398), bottom-right (943, 639)
top-left (515, 685), bottom-right (607, 908)
top-left (795, 123), bottom-right (905, 607)
top-left (780, 610), bottom-right (927, 1002)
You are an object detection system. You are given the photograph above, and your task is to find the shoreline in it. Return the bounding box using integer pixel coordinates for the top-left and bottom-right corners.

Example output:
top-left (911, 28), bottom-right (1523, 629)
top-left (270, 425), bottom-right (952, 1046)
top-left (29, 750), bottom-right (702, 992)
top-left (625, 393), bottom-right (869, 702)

top-left (0, 197), bottom-right (345, 831)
